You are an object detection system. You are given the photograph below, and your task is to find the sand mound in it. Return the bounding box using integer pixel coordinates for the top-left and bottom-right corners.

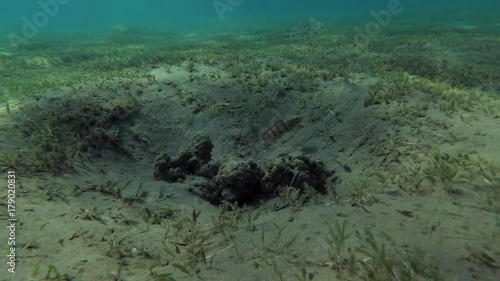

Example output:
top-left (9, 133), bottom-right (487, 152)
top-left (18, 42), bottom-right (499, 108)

top-left (283, 17), bottom-right (328, 38)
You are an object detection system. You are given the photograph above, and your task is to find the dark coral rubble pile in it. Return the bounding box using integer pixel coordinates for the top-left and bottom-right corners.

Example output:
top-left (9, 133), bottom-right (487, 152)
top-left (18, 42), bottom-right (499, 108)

top-left (153, 133), bottom-right (216, 181)
top-left (189, 159), bottom-right (264, 204)
top-left (262, 151), bottom-right (334, 194)
top-left (154, 134), bottom-right (335, 204)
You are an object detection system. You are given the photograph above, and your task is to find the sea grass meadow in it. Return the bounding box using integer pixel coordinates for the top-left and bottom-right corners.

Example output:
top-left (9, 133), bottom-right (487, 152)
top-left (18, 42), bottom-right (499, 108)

top-left (0, 1), bottom-right (499, 280)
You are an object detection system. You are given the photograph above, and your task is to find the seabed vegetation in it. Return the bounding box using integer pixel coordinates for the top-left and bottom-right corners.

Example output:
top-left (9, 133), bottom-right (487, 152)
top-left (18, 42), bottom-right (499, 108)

top-left (0, 14), bottom-right (499, 281)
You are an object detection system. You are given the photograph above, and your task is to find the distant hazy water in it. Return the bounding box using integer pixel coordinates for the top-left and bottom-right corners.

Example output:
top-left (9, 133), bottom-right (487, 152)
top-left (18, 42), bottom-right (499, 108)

top-left (0, 0), bottom-right (499, 45)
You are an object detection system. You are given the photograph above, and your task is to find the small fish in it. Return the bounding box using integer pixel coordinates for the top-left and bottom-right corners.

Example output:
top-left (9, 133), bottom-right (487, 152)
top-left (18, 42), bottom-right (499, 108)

top-left (207, 102), bottom-right (230, 118)
top-left (263, 117), bottom-right (302, 143)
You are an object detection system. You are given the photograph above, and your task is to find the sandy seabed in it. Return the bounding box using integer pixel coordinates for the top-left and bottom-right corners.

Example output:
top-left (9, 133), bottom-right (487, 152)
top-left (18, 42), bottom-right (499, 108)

top-left (0, 17), bottom-right (499, 281)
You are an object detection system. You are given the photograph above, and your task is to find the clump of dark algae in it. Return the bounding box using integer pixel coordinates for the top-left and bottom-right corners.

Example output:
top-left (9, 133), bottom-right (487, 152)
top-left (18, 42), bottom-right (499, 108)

top-left (262, 151), bottom-right (335, 194)
top-left (154, 135), bottom-right (335, 205)
top-left (189, 159), bottom-right (264, 204)
top-left (154, 133), bottom-right (215, 182)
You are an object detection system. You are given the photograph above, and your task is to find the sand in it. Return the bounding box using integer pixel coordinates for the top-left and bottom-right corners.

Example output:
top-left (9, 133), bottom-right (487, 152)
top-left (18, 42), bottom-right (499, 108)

top-left (0, 19), bottom-right (499, 281)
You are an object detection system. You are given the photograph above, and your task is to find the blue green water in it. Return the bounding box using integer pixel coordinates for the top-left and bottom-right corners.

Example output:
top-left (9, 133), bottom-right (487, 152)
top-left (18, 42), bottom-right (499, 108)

top-left (1, 0), bottom-right (498, 39)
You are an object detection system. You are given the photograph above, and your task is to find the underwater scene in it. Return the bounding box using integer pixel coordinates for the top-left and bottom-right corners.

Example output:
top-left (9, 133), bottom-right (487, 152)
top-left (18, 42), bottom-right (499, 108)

top-left (0, 0), bottom-right (499, 280)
